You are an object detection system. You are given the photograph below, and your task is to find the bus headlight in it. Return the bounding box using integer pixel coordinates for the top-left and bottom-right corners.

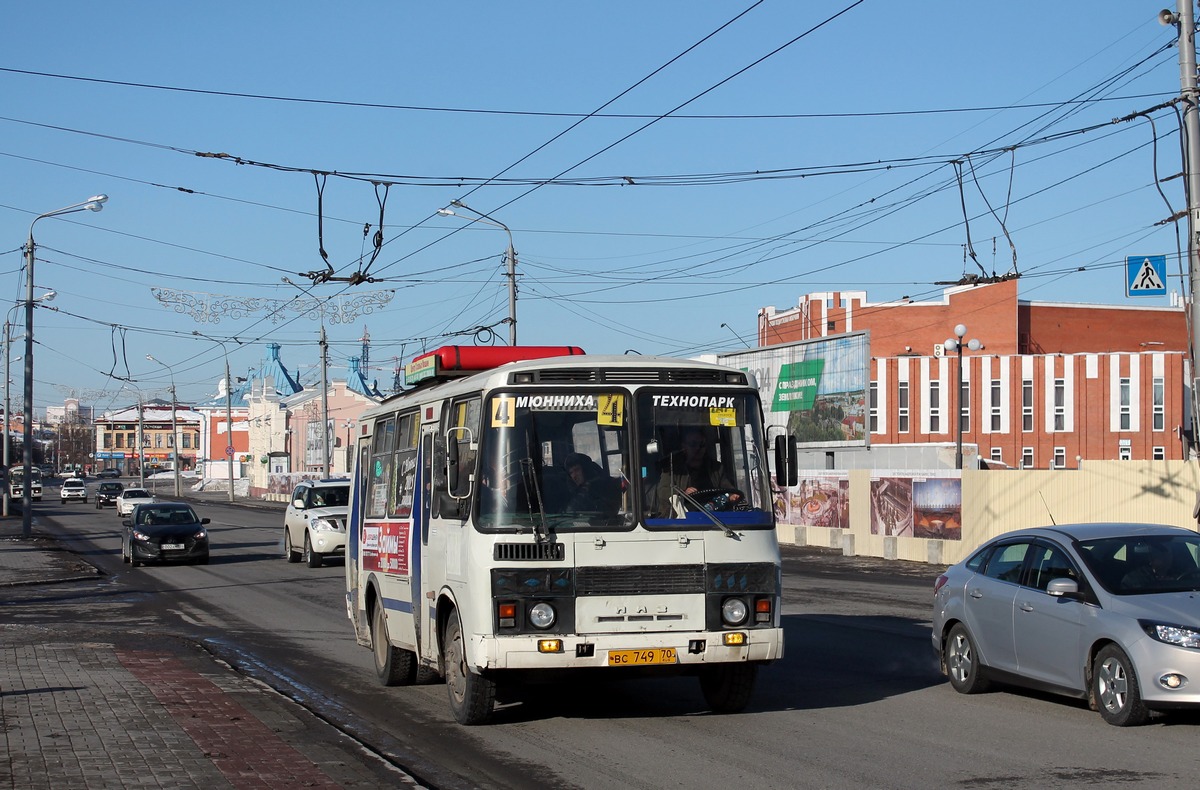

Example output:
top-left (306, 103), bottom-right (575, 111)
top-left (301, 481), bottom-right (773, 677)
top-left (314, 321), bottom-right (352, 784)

top-left (721, 597), bottom-right (749, 626)
top-left (528, 602), bottom-right (556, 629)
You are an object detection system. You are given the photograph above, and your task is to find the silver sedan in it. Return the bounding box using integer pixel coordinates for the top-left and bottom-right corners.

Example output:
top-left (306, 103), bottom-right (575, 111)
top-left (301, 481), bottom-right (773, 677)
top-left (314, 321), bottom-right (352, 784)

top-left (932, 522), bottom-right (1200, 725)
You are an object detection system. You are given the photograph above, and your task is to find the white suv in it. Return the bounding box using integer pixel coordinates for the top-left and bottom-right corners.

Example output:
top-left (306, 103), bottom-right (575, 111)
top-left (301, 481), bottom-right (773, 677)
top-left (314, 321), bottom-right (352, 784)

top-left (283, 479), bottom-right (350, 568)
top-left (60, 477), bottom-right (88, 503)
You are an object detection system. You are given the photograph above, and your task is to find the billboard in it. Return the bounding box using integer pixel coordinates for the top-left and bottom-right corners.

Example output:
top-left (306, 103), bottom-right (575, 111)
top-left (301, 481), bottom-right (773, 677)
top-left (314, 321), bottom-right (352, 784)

top-left (718, 332), bottom-right (870, 449)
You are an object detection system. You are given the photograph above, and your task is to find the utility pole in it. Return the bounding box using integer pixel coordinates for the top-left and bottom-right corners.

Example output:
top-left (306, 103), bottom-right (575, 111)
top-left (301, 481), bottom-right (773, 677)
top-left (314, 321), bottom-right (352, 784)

top-left (1170, 1), bottom-right (1200, 449)
top-left (320, 325), bottom-right (330, 478)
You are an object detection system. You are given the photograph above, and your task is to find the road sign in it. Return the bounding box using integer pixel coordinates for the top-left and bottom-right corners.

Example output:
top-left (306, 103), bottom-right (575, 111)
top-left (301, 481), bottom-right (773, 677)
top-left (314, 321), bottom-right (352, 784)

top-left (225, 445), bottom-right (234, 457)
top-left (1126, 255), bottom-right (1166, 297)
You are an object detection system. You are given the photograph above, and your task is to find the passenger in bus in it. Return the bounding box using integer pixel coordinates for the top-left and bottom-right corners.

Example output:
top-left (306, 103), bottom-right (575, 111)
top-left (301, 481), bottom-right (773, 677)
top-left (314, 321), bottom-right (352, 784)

top-left (655, 427), bottom-right (740, 514)
top-left (561, 453), bottom-right (619, 514)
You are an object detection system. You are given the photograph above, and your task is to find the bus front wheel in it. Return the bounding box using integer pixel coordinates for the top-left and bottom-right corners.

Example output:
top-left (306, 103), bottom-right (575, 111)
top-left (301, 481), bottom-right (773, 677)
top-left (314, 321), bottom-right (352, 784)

top-left (444, 610), bottom-right (495, 725)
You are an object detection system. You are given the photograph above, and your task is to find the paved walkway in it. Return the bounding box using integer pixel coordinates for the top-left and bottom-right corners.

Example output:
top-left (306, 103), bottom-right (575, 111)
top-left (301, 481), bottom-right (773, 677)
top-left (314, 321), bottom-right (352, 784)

top-left (0, 501), bottom-right (420, 789)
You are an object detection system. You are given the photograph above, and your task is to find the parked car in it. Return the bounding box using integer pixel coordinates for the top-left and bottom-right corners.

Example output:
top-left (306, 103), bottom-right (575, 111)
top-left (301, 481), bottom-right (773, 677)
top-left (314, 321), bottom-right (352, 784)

top-left (95, 481), bottom-right (125, 509)
top-left (283, 478), bottom-right (350, 568)
top-left (121, 502), bottom-right (210, 566)
top-left (933, 522), bottom-right (1200, 726)
top-left (96, 468), bottom-right (121, 479)
top-left (115, 487), bottom-right (157, 517)
top-left (59, 477), bottom-right (88, 503)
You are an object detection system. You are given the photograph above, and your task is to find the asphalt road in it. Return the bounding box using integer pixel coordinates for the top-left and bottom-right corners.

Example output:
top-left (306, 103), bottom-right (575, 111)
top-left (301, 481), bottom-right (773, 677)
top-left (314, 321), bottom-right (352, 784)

top-left (13, 489), bottom-right (1200, 789)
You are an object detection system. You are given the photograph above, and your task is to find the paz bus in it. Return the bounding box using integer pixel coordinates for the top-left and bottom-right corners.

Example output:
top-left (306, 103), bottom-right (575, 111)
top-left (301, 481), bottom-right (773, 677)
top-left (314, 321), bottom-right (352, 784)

top-left (345, 345), bottom-right (792, 724)
top-left (9, 466), bottom-right (42, 501)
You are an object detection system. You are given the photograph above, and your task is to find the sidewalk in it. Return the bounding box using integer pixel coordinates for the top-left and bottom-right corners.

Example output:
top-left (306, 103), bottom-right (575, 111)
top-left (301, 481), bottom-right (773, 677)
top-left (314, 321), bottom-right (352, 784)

top-left (0, 507), bottom-right (420, 790)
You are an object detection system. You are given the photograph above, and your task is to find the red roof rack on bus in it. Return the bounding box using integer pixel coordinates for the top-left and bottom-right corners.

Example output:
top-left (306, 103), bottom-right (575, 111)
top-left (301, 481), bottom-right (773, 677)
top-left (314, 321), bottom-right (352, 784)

top-left (405, 345), bottom-right (585, 386)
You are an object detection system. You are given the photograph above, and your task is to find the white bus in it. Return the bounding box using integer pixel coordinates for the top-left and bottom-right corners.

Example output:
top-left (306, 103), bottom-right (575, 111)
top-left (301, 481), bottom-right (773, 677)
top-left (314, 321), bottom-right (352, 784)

top-left (345, 346), bottom-right (791, 724)
top-left (9, 466), bottom-right (43, 501)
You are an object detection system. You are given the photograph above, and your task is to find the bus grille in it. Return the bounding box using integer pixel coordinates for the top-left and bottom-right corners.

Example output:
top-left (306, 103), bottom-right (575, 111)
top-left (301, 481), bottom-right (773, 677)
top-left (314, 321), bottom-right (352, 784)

top-left (494, 542), bottom-right (565, 562)
top-left (576, 564), bottom-right (705, 595)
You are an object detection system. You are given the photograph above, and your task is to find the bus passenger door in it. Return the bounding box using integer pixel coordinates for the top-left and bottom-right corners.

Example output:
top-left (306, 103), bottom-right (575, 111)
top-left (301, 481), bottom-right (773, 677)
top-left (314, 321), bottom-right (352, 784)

top-left (415, 430), bottom-right (437, 664)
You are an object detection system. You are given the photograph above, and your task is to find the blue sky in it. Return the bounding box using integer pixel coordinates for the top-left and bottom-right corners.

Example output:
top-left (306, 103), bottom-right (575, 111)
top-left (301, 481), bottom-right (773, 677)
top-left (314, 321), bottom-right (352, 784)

top-left (0, 2), bottom-right (1185, 412)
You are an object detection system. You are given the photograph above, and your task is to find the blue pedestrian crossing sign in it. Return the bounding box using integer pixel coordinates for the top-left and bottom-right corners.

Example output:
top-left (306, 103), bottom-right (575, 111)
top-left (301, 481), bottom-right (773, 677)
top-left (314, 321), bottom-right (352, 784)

top-left (1126, 255), bottom-right (1166, 297)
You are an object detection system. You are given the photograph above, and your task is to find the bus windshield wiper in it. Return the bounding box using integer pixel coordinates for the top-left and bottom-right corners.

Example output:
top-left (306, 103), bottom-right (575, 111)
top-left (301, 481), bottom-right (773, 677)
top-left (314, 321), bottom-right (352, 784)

top-left (672, 487), bottom-right (737, 539)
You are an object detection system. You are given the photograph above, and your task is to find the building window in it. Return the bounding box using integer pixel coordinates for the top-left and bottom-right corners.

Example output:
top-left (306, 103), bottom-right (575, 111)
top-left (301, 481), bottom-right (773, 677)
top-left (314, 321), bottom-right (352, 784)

top-left (898, 381), bottom-right (910, 433)
top-left (990, 447), bottom-right (1003, 463)
top-left (1152, 377), bottom-right (1164, 431)
top-left (929, 380), bottom-right (941, 433)
top-left (183, 434), bottom-right (192, 450)
top-left (1118, 445), bottom-right (1132, 461)
top-left (1053, 447), bottom-right (1066, 469)
top-left (869, 382), bottom-right (878, 433)
top-left (1053, 379), bottom-right (1066, 432)
top-left (1022, 379), bottom-right (1033, 432)
top-left (959, 379), bottom-right (970, 434)
top-left (155, 433), bottom-right (163, 448)
top-left (110, 433), bottom-right (119, 449)
top-left (827, 321), bottom-right (836, 331)
top-left (990, 379), bottom-right (1002, 431)
top-left (1153, 446), bottom-right (1166, 460)
top-left (1021, 447), bottom-right (1034, 469)
top-left (1118, 377), bottom-right (1132, 431)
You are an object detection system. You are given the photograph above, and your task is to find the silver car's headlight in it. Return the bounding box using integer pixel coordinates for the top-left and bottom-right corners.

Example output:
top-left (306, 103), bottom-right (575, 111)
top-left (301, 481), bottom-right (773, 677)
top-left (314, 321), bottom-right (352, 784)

top-left (1143, 621), bottom-right (1200, 649)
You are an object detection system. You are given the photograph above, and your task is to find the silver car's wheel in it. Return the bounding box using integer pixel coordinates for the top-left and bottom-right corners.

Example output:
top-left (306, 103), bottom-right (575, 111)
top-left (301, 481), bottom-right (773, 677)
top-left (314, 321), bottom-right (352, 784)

top-left (945, 623), bottom-right (990, 694)
top-left (1093, 644), bottom-right (1149, 726)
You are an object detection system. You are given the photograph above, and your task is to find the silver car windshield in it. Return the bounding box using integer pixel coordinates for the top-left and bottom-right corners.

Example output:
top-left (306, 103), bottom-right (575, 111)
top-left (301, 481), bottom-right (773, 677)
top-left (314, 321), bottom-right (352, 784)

top-left (1077, 534), bottom-right (1200, 594)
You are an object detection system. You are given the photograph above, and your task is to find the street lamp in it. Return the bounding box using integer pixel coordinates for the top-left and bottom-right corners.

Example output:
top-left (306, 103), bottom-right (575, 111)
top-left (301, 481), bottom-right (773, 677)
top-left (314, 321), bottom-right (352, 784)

top-left (944, 323), bottom-right (982, 470)
top-left (193, 331), bottom-right (238, 503)
top-left (22, 195), bottom-right (107, 537)
top-left (437, 200), bottom-right (518, 345)
top-left (4, 291), bottom-right (54, 517)
top-left (145, 354), bottom-right (181, 497)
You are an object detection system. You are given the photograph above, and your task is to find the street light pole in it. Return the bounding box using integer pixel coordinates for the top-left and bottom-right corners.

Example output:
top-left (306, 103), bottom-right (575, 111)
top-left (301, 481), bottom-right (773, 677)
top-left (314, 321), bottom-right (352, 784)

top-left (21, 195), bottom-right (107, 537)
top-left (437, 201), bottom-right (518, 344)
top-left (944, 323), bottom-right (982, 470)
top-left (146, 355), bottom-right (181, 497)
top-left (193, 331), bottom-right (237, 503)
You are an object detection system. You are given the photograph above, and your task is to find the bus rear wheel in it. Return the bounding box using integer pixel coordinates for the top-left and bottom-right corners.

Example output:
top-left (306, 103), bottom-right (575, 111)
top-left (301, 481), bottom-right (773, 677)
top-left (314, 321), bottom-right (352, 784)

top-left (444, 610), bottom-right (495, 725)
top-left (372, 604), bottom-right (416, 686)
top-left (699, 663), bottom-right (757, 713)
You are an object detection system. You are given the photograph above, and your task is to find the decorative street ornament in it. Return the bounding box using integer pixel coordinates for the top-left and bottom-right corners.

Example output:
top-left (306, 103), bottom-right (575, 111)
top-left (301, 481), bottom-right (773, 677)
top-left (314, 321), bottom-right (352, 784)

top-left (151, 287), bottom-right (396, 325)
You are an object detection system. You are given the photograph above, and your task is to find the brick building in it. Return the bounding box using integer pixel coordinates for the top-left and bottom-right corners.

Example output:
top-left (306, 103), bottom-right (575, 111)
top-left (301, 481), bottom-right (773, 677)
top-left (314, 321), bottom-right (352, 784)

top-left (758, 280), bottom-right (1193, 466)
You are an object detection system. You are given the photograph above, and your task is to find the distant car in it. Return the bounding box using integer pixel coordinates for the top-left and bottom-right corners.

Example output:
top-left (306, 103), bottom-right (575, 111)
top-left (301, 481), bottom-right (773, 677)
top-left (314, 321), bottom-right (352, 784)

top-left (96, 468), bottom-right (121, 479)
top-left (283, 478), bottom-right (350, 568)
top-left (95, 481), bottom-right (125, 509)
top-left (121, 501), bottom-right (210, 566)
top-left (59, 478), bottom-right (88, 503)
top-left (115, 487), bottom-right (157, 517)
top-left (933, 522), bottom-right (1200, 726)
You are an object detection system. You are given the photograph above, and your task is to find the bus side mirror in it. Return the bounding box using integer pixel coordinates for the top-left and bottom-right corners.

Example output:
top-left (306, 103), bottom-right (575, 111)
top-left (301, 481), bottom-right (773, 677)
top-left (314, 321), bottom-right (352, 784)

top-left (774, 435), bottom-right (798, 487)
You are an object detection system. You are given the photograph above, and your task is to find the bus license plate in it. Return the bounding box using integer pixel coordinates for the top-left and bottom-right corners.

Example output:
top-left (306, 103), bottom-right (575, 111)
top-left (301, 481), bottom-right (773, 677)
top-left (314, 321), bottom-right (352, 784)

top-left (607, 648), bottom-right (678, 666)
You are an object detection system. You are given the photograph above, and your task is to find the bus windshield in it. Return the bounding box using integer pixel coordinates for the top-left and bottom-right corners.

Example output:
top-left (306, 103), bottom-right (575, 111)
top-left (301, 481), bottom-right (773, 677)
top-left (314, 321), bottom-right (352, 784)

top-left (475, 388), bottom-right (771, 532)
top-left (637, 390), bottom-right (772, 529)
top-left (477, 390), bottom-right (632, 531)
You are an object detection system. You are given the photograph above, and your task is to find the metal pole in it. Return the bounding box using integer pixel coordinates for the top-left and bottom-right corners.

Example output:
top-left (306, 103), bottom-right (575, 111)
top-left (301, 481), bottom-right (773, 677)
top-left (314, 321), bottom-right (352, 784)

top-left (321, 325), bottom-right (330, 478)
top-left (2, 321), bottom-right (9, 518)
top-left (226, 357), bottom-right (235, 502)
top-left (20, 195), bottom-right (106, 537)
top-left (171, 385), bottom-right (180, 497)
top-left (1175, 0), bottom-right (1200, 448)
top-left (137, 395), bottom-right (145, 488)
top-left (22, 231), bottom-right (35, 537)
top-left (955, 342), bottom-right (964, 470)
top-left (506, 237), bottom-right (517, 345)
